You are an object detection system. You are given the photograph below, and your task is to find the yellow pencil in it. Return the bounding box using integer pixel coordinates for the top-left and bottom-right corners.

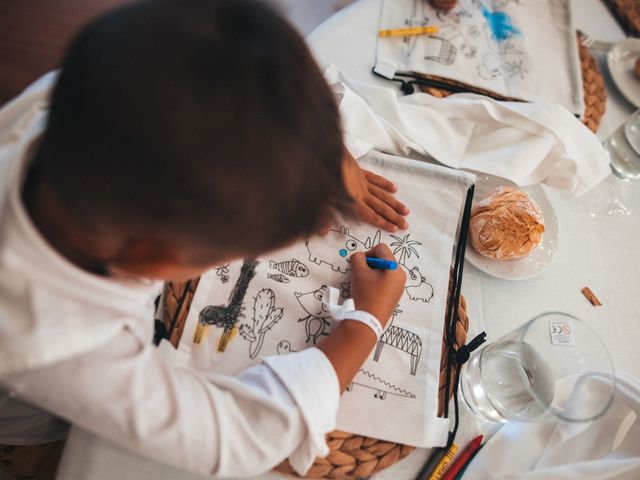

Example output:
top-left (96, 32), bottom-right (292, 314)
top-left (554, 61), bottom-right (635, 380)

top-left (379, 25), bottom-right (439, 38)
top-left (427, 443), bottom-right (458, 480)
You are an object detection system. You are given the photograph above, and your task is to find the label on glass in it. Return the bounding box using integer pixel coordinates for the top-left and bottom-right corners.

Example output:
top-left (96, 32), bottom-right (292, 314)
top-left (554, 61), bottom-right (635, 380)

top-left (550, 321), bottom-right (575, 346)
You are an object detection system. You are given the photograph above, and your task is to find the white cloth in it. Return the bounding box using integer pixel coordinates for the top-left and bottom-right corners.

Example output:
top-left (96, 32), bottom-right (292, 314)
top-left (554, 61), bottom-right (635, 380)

top-left (465, 372), bottom-right (640, 479)
top-left (0, 73), bottom-right (340, 477)
top-left (327, 65), bottom-right (610, 196)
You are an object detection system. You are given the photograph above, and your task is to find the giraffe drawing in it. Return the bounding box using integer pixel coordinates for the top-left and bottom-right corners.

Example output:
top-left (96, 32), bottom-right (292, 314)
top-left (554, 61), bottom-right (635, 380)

top-left (195, 259), bottom-right (258, 351)
top-left (373, 307), bottom-right (422, 376)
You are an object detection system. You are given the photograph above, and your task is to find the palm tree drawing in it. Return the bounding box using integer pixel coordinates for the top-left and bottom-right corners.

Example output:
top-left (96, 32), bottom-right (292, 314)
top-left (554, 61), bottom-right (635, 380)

top-left (390, 234), bottom-right (422, 267)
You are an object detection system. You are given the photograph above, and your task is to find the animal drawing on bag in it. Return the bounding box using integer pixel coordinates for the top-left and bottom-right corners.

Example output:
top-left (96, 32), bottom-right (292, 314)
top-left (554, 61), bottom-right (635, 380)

top-left (405, 266), bottom-right (434, 303)
top-left (276, 340), bottom-right (297, 355)
top-left (267, 273), bottom-right (290, 284)
top-left (373, 307), bottom-right (422, 375)
top-left (345, 368), bottom-right (416, 400)
top-left (438, 23), bottom-right (477, 59)
top-left (306, 226), bottom-right (381, 274)
top-left (239, 288), bottom-right (283, 359)
top-left (195, 259), bottom-right (258, 350)
top-left (268, 258), bottom-right (309, 277)
top-left (477, 52), bottom-right (502, 80)
top-left (295, 286), bottom-right (331, 344)
top-left (340, 281), bottom-right (351, 299)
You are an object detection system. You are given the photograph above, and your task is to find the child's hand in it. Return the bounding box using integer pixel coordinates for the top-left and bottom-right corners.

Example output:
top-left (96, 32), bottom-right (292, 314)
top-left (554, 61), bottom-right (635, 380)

top-left (342, 151), bottom-right (409, 232)
top-left (349, 243), bottom-right (406, 326)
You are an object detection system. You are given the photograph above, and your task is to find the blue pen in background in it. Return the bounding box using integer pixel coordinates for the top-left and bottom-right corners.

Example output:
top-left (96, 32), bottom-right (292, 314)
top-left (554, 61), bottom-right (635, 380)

top-left (365, 256), bottom-right (398, 270)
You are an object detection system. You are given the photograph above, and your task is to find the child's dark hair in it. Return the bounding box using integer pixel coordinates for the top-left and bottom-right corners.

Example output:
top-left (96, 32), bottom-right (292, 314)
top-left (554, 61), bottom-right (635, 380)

top-left (32, 0), bottom-right (352, 258)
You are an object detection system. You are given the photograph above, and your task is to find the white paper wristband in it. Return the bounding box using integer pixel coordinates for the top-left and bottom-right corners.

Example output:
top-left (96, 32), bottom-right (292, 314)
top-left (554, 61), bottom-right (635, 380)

top-left (321, 286), bottom-right (384, 340)
top-left (339, 310), bottom-right (384, 339)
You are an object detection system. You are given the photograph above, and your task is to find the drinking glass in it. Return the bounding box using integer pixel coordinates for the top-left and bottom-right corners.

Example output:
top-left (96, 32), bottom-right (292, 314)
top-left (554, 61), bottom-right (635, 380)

top-left (460, 312), bottom-right (615, 423)
top-left (605, 109), bottom-right (640, 180)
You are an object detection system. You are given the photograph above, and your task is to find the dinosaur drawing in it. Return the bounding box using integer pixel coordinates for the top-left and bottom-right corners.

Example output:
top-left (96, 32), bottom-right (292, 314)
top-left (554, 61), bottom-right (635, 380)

top-left (239, 288), bottom-right (283, 359)
top-left (373, 307), bottom-right (423, 375)
top-left (346, 368), bottom-right (416, 400)
top-left (405, 266), bottom-right (434, 303)
top-left (194, 259), bottom-right (258, 351)
top-left (306, 226), bottom-right (381, 274)
top-left (294, 285), bottom-right (331, 344)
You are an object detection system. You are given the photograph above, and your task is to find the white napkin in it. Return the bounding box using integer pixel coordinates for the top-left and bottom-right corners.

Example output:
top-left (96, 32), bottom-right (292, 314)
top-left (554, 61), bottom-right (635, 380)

top-left (327, 65), bottom-right (610, 196)
top-left (464, 372), bottom-right (640, 479)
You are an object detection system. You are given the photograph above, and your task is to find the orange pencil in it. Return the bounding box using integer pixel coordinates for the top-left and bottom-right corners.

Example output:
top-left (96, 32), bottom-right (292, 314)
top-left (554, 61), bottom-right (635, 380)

top-left (379, 26), bottom-right (439, 37)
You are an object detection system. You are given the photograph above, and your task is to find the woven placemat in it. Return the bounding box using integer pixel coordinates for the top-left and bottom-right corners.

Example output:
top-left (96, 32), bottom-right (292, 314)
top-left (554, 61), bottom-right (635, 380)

top-left (603, 0), bottom-right (640, 37)
top-left (162, 278), bottom-right (470, 479)
top-left (417, 35), bottom-right (607, 133)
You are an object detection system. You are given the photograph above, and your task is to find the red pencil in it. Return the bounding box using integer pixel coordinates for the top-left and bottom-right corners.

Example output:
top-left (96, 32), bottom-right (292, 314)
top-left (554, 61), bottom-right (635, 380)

top-left (440, 435), bottom-right (484, 480)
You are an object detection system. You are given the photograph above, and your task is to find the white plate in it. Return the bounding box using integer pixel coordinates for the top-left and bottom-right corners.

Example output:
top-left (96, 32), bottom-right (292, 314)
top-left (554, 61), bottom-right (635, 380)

top-left (608, 38), bottom-right (640, 108)
top-left (464, 174), bottom-right (559, 280)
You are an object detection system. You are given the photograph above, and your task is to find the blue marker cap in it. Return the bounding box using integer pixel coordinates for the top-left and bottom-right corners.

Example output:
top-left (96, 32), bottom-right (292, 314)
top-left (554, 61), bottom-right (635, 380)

top-left (365, 256), bottom-right (398, 270)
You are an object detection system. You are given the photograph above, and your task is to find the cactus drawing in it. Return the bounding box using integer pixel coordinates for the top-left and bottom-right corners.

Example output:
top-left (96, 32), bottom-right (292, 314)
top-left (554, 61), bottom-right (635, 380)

top-left (240, 289), bottom-right (283, 359)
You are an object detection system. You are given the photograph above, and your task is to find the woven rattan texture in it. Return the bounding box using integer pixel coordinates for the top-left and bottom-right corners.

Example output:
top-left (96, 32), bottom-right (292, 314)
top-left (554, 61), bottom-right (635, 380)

top-left (418, 36), bottom-right (606, 133)
top-left (603, 0), bottom-right (640, 37)
top-left (163, 279), bottom-right (470, 479)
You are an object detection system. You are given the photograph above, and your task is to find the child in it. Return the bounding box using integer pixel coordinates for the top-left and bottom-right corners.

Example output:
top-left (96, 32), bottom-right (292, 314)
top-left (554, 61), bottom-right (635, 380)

top-left (0, 0), bottom-right (408, 477)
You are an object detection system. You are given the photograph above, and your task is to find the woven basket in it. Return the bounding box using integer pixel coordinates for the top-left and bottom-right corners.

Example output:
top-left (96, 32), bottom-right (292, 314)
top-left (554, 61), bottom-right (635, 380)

top-left (578, 40), bottom-right (607, 134)
top-left (418, 35), bottom-right (607, 133)
top-left (162, 279), bottom-right (470, 479)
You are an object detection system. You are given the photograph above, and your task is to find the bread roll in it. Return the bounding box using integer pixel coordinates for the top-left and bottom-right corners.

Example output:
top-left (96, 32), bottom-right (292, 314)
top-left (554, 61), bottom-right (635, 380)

top-left (470, 186), bottom-right (545, 260)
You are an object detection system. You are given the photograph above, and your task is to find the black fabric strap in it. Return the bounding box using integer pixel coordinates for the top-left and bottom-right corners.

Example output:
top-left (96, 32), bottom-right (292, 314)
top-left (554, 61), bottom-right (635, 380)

top-left (442, 184), bottom-right (486, 449)
top-left (455, 332), bottom-right (487, 364)
top-left (371, 68), bottom-right (506, 99)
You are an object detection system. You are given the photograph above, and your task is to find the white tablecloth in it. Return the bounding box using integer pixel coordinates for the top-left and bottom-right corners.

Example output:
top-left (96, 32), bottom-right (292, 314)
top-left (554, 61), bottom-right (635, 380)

top-left (57, 1), bottom-right (640, 479)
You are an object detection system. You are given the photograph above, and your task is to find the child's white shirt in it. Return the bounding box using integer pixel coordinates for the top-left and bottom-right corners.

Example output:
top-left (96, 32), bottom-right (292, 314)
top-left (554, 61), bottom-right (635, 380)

top-left (0, 73), bottom-right (340, 477)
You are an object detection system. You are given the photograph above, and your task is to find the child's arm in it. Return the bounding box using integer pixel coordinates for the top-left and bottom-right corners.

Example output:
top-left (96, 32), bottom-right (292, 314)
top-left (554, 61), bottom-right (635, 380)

top-left (317, 243), bottom-right (405, 392)
top-left (3, 326), bottom-right (339, 477)
top-left (1, 246), bottom-right (403, 478)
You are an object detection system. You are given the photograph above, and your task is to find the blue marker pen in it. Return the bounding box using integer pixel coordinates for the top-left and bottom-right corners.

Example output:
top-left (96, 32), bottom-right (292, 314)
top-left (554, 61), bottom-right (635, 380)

top-left (365, 256), bottom-right (398, 270)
